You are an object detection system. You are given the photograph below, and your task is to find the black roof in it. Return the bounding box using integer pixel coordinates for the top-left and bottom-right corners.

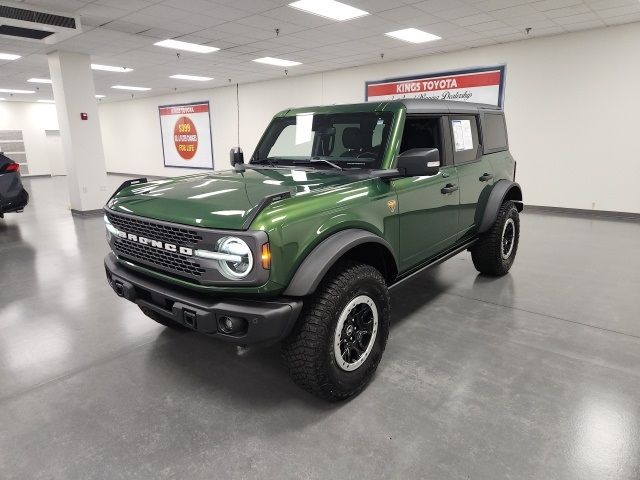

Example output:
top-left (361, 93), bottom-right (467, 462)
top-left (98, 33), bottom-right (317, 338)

top-left (397, 99), bottom-right (502, 114)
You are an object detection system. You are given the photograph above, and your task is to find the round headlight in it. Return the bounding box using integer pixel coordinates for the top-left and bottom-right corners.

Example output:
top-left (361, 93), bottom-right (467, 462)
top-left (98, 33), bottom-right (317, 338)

top-left (216, 236), bottom-right (253, 279)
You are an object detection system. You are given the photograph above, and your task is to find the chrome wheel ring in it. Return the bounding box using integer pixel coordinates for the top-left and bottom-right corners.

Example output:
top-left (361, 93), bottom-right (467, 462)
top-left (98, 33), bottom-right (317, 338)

top-left (333, 295), bottom-right (379, 372)
top-left (501, 218), bottom-right (515, 260)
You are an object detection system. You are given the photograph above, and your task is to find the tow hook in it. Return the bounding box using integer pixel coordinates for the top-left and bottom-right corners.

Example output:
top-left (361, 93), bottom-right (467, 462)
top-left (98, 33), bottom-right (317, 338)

top-left (114, 281), bottom-right (125, 297)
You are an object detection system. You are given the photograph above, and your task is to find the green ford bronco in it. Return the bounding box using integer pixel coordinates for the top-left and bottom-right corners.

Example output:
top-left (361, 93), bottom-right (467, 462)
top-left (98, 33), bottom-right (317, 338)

top-left (104, 99), bottom-right (523, 401)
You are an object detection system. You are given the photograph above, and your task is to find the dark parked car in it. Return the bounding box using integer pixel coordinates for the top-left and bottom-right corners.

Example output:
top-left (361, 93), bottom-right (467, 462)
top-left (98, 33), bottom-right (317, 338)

top-left (0, 153), bottom-right (29, 218)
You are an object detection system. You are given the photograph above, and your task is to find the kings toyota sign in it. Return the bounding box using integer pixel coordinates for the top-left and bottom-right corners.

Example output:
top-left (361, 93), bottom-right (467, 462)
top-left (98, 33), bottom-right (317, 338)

top-left (365, 65), bottom-right (506, 108)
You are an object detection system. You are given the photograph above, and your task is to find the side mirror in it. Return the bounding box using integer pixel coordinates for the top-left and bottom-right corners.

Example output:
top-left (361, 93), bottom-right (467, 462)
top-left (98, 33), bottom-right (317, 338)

top-left (230, 147), bottom-right (244, 166)
top-left (397, 148), bottom-right (441, 177)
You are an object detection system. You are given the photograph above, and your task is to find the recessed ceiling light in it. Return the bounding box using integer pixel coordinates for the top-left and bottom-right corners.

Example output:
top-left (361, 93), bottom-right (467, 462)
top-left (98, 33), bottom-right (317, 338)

top-left (28, 78), bottom-right (52, 84)
top-left (37, 99), bottom-right (55, 103)
top-left (289, 0), bottom-right (368, 21)
top-left (170, 74), bottom-right (214, 82)
top-left (0, 53), bottom-right (21, 61)
top-left (111, 85), bottom-right (151, 91)
top-left (253, 57), bottom-right (301, 67)
top-left (385, 28), bottom-right (441, 43)
top-left (95, 94), bottom-right (106, 98)
top-left (91, 64), bottom-right (133, 72)
top-left (154, 39), bottom-right (219, 53)
top-left (0, 88), bottom-right (35, 94)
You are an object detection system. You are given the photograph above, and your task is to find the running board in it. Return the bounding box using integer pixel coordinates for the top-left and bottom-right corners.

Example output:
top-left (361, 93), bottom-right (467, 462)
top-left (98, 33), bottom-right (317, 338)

top-left (389, 239), bottom-right (478, 290)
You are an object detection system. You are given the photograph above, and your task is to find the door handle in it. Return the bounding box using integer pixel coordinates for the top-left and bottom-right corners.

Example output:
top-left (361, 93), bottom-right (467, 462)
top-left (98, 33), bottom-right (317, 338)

top-left (479, 173), bottom-right (494, 182)
top-left (441, 183), bottom-right (459, 194)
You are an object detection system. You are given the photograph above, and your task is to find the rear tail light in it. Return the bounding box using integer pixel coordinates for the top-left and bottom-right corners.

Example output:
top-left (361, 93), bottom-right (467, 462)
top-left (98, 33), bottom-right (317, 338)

top-left (1, 162), bottom-right (19, 173)
top-left (513, 161), bottom-right (517, 180)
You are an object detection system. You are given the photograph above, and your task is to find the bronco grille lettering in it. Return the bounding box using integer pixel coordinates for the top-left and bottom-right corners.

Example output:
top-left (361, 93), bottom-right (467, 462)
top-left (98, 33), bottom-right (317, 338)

top-left (115, 229), bottom-right (193, 256)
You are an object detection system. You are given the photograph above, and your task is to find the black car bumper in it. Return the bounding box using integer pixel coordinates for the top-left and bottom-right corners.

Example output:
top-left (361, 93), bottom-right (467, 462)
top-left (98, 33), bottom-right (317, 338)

top-left (104, 253), bottom-right (303, 345)
top-left (0, 187), bottom-right (28, 215)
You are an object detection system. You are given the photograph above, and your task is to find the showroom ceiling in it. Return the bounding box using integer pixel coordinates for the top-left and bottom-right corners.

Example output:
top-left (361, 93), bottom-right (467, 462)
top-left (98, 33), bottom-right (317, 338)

top-left (0, 0), bottom-right (638, 103)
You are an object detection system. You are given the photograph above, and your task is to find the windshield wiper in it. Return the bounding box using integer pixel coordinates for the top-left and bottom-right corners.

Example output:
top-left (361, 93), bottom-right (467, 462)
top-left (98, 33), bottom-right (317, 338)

top-left (308, 158), bottom-right (343, 171)
top-left (252, 153), bottom-right (276, 167)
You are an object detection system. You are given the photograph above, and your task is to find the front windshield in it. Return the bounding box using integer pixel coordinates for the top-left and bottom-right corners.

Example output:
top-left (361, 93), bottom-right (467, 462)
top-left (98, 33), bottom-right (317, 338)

top-left (251, 112), bottom-right (394, 170)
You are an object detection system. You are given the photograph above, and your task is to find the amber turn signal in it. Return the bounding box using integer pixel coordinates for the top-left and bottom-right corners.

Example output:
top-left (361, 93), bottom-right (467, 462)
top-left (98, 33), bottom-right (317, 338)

top-left (261, 243), bottom-right (271, 269)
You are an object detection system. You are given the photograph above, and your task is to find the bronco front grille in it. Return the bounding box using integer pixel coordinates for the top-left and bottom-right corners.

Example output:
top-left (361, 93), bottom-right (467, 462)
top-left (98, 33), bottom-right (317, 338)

top-left (107, 212), bottom-right (203, 246)
top-left (107, 211), bottom-right (207, 281)
top-left (114, 238), bottom-right (206, 278)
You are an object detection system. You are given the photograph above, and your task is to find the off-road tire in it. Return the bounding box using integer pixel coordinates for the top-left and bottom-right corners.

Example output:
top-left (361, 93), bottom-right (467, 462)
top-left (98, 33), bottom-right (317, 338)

top-left (282, 261), bottom-right (390, 401)
top-left (139, 305), bottom-right (188, 330)
top-left (471, 200), bottom-right (520, 276)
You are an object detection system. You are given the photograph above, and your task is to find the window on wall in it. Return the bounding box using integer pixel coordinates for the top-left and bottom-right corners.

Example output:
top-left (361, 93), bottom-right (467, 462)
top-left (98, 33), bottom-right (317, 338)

top-left (450, 115), bottom-right (480, 163)
top-left (482, 113), bottom-right (508, 152)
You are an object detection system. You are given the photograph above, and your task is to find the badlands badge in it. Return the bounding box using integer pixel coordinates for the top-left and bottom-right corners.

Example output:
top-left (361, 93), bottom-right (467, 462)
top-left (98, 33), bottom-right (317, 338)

top-left (387, 199), bottom-right (397, 213)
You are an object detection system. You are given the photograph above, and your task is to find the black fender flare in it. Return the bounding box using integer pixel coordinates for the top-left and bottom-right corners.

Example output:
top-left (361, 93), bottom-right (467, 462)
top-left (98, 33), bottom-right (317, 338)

top-left (478, 180), bottom-right (523, 233)
top-left (283, 229), bottom-right (398, 297)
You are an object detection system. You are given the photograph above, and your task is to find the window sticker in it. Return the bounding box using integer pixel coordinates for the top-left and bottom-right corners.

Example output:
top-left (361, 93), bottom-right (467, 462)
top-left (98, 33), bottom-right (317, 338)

top-left (452, 119), bottom-right (474, 152)
top-left (295, 113), bottom-right (313, 145)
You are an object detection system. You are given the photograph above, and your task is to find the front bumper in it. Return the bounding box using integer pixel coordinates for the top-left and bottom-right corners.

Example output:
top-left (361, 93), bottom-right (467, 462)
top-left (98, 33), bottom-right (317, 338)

top-left (104, 253), bottom-right (302, 345)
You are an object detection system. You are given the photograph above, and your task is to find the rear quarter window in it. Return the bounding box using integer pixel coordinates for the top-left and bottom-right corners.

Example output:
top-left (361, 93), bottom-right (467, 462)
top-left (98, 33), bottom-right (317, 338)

top-left (482, 113), bottom-right (508, 153)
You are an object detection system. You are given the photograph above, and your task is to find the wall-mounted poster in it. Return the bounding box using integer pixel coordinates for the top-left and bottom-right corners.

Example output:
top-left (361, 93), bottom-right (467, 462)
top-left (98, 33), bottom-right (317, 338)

top-left (159, 101), bottom-right (214, 169)
top-left (365, 65), bottom-right (506, 107)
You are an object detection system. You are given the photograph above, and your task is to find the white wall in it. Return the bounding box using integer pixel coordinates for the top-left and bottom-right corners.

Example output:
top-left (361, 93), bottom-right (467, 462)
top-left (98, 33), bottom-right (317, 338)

top-left (0, 102), bottom-right (59, 176)
top-left (98, 23), bottom-right (640, 213)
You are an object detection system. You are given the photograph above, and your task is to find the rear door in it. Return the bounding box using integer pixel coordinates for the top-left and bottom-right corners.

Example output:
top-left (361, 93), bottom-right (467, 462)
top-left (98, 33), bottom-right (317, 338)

top-left (393, 116), bottom-right (460, 271)
top-left (449, 115), bottom-right (494, 240)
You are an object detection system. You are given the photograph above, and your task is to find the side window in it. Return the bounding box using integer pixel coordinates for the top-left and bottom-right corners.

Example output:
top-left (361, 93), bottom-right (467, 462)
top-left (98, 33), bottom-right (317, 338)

top-left (482, 113), bottom-right (508, 152)
top-left (399, 116), bottom-right (442, 155)
top-left (450, 115), bottom-right (480, 164)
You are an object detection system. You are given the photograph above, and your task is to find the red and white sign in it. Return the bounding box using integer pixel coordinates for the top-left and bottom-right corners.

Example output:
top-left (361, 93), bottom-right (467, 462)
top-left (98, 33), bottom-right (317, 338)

top-left (159, 101), bottom-right (213, 169)
top-left (366, 66), bottom-right (505, 107)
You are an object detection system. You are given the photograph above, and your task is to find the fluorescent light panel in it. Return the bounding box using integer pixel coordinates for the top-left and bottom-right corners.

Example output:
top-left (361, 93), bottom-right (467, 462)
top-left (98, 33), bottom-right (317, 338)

top-left (0, 88), bottom-right (35, 94)
top-left (37, 99), bottom-right (55, 103)
top-left (253, 57), bottom-right (301, 67)
top-left (154, 39), bottom-right (219, 53)
top-left (95, 94), bottom-right (106, 98)
top-left (111, 85), bottom-right (151, 91)
top-left (28, 78), bottom-right (52, 84)
top-left (289, 0), bottom-right (368, 21)
top-left (91, 64), bottom-right (133, 72)
top-left (0, 53), bottom-right (21, 61)
top-left (0, 97), bottom-right (5, 101)
top-left (385, 28), bottom-right (441, 43)
top-left (170, 74), bottom-right (213, 81)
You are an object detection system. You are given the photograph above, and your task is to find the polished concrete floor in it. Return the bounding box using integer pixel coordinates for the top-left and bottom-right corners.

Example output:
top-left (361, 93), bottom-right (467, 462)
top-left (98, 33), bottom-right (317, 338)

top-left (1, 176), bottom-right (639, 479)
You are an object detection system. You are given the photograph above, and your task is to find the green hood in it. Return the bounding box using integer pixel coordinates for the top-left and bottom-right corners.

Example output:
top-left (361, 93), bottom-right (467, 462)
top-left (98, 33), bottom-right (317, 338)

top-left (107, 168), bottom-right (355, 230)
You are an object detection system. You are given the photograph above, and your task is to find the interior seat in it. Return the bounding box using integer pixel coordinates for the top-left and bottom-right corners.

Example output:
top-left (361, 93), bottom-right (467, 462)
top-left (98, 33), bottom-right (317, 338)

top-left (340, 127), bottom-right (364, 157)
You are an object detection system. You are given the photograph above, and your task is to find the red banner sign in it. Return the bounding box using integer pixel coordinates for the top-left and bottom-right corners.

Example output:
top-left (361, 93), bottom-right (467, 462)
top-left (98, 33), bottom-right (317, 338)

top-left (366, 66), bottom-right (505, 107)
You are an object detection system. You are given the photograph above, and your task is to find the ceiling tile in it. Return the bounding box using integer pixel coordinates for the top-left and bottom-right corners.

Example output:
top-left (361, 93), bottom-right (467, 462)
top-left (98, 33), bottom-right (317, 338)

top-left (530, 0), bottom-right (584, 11)
top-left (435, 6), bottom-right (485, 20)
top-left (563, 19), bottom-right (606, 30)
top-left (602, 11), bottom-right (640, 24)
top-left (553, 12), bottom-right (601, 24)
top-left (594, 3), bottom-right (640, 16)
top-left (544, 4), bottom-right (592, 17)
top-left (453, 13), bottom-right (496, 26)
top-left (414, 0), bottom-right (471, 14)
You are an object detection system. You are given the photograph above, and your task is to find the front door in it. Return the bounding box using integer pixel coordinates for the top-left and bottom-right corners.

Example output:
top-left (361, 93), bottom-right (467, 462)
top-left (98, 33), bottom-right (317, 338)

top-left (393, 116), bottom-right (460, 271)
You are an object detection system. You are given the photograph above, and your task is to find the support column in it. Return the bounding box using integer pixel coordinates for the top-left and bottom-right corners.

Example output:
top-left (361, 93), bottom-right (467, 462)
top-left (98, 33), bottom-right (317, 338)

top-left (47, 51), bottom-right (108, 214)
